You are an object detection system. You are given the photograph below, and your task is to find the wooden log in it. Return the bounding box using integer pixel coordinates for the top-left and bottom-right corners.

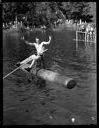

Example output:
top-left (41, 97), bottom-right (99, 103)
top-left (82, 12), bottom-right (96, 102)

top-left (32, 69), bottom-right (76, 89)
top-left (20, 63), bottom-right (76, 89)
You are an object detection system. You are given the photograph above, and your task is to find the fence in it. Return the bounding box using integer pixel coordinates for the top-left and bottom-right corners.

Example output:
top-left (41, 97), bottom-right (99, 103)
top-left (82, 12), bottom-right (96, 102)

top-left (76, 31), bottom-right (96, 43)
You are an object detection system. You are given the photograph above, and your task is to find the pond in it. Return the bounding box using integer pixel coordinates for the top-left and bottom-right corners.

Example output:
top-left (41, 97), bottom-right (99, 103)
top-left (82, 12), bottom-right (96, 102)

top-left (3, 27), bottom-right (96, 125)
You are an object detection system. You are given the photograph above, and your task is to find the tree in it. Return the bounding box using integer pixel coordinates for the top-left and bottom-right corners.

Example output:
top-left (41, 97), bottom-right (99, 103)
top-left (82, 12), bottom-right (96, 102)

top-left (2, 2), bottom-right (95, 27)
top-left (57, 2), bottom-right (93, 22)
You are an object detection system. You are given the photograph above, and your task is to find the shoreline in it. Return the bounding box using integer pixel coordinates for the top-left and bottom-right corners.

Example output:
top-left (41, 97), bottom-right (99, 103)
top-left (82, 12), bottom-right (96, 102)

top-left (3, 23), bottom-right (77, 33)
top-left (3, 20), bottom-right (96, 34)
top-left (3, 27), bottom-right (20, 33)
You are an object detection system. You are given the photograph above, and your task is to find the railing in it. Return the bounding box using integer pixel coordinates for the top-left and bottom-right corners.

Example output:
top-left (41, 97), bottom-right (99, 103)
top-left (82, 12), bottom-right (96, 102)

top-left (75, 30), bottom-right (96, 43)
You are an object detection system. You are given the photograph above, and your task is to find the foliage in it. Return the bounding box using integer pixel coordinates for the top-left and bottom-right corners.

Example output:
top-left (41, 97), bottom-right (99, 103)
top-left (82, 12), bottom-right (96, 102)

top-left (2, 2), bottom-right (95, 26)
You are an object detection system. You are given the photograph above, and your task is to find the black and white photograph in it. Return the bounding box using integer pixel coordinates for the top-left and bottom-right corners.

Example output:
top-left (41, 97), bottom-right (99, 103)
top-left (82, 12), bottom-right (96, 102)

top-left (3, 2), bottom-right (97, 125)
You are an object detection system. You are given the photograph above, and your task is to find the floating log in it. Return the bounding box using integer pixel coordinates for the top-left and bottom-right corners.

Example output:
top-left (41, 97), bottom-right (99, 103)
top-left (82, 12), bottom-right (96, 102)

top-left (20, 63), bottom-right (76, 89)
top-left (34, 69), bottom-right (76, 89)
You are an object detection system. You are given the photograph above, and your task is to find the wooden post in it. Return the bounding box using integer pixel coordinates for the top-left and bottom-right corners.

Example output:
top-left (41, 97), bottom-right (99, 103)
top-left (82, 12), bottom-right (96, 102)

top-left (76, 31), bottom-right (78, 41)
top-left (76, 31), bottom-right (78, 50)
top-left (85, 32), bottom-right (86, 42)
top-left (85, 32), bottom-right (87, 46)
top-left (95, 32), bottom-right (96, 43)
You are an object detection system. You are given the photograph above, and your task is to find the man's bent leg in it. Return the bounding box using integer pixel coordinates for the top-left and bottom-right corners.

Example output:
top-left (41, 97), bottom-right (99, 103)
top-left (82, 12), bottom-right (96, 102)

top-left (29, 59), bottom-right (35, 68)
top-left (20, 55), bottom-right (34, 65)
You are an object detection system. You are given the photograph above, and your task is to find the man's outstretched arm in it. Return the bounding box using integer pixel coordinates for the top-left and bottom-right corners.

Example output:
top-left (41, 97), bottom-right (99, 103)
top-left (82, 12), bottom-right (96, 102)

top-left (42, 36), bottom-right (52, 45)
top-left (22, 36), bottom-right (35, 46)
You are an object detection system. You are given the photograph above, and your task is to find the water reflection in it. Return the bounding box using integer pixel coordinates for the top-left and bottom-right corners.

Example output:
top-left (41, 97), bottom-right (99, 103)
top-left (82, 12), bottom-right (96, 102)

top-left (74, 41), bottom-right (96, 72)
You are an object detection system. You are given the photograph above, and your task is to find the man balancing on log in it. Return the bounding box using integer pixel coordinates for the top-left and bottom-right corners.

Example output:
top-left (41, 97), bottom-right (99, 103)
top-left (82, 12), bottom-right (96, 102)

top-left (16, 36), bottom-right (52, 73)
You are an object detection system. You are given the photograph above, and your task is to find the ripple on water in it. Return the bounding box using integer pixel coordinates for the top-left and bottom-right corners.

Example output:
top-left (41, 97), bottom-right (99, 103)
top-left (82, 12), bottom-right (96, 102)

top-left (3, 29), bottom-right (96, 125)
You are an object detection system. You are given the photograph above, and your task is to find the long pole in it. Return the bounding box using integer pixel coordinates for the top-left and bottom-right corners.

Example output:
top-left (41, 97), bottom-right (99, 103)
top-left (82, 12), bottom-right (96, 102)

top-left (3, 53), bottom-right (38, 80)
top-left (3, 62), bottom-right (27, 80)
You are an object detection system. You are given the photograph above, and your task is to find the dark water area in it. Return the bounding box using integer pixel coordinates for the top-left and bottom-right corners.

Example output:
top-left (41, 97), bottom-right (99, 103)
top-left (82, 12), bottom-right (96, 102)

top-left (3, 28), bottom-right (97, 125)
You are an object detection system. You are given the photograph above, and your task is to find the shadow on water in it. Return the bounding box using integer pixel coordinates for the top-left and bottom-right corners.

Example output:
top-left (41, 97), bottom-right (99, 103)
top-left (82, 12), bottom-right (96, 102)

top-left (3, 28), bottom-right (96, 125)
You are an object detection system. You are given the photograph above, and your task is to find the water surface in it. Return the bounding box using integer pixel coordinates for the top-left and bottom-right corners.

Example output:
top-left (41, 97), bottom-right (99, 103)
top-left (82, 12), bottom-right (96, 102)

top-left (3, 28), bottom-right (96, 125)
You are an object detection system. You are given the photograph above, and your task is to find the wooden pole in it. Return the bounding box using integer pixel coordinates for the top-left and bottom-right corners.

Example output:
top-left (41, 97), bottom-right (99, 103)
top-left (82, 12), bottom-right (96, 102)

top-left (76, 31), bottom-right (78, 50)
top-left (95, 32), bottom-right (96, 43)
top-left (76, 31), bottom-right (77, 41)
top-left (85, 32), bottom-right (86, 42)
top-left (85, 32), bottom-right (87, 46)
